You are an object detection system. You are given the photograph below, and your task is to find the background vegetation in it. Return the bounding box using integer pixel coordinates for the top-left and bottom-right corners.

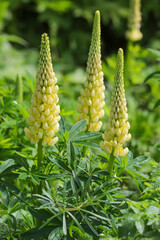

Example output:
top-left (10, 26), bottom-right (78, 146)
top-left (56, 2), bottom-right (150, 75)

top-left (0, 0), bottom-right (160, 239)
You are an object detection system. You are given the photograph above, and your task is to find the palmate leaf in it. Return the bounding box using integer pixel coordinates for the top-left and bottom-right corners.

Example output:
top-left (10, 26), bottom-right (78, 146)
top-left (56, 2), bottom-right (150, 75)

top-left (48, 156), bottom-right (71, 172)
top-left (117, 152), bottom-right (150, 168)
top-left (117, 152), bottom-right (150, 180)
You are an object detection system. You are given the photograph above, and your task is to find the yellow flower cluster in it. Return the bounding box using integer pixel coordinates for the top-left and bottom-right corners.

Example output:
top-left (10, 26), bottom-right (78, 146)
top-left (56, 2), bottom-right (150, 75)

top-left (77, 10), bottom-right (105, 132)
top-left (126, 0), bottom-right (143, 41)
top-left (101, 49), bottom-right (131, 157)
top-left (24, 33), bottom-right (60, 146)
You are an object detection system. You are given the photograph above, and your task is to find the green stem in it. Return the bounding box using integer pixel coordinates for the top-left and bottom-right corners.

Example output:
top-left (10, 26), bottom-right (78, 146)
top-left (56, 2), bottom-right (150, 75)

top-left (108, 154), bottom-right (115, 174)
top-left (37, 138), bottom-right (43, 169)
top-left (82, 146), bottom-right (87, 157)
top-left (35, 139), bottom-right (43, 227)
top-left (36, 138), bottom-right (43, 195)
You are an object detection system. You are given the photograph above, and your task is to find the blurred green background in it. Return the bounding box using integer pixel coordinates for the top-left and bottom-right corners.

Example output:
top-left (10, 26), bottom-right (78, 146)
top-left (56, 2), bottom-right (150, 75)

top-left (0, 0), bottom-right (160, 161)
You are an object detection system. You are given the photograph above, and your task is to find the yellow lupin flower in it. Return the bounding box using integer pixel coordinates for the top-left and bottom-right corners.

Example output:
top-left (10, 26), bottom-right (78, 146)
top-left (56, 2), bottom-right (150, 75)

top-left (101, 48), bottom-right (131, 157)
top-left (126, 0), bottom-right (143, 41)
top-left (77, 10), bottom-right (105, 132)
top-left (24, 33), bottom-right (60, 146)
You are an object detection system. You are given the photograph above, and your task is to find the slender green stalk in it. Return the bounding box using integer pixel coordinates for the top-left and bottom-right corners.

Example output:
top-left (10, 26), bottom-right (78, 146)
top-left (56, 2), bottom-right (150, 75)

top-left (16, 74), bottom-right (23, 102)
top-left (36, 138), bottom-right (43, 195)
top-left (37, 138), bottom-right (43, 169)
top-left (35, 139), bottom-right (43, 227)
top-left (108, 154), bottom-right (115, 174)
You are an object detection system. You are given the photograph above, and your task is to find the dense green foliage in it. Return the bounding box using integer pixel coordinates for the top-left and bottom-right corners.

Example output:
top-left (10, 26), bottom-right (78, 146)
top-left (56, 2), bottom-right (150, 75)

top-left (0, 0), bottom-right (160, 239)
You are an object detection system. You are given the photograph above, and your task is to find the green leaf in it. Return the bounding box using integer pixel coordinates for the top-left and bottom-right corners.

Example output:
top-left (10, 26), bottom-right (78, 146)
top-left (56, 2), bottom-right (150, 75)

top-left (67, 212), bottom-right (85, 233)
top-left (8, 197), bottom-right (19, 213)
top-left (73, 143), bottom-right (81, 161)
top-left (122, 156), bottom-right (127, 168)
top-left (146, 205), bottom-right (159, 215)
top-left (70, 176), bottom-right (76, 194)
top-left (144, 71), bottom-right (160, 83)
top-left (128, 155), bottom-right (150, 167)
top-left (30, 174), bottom-right (40, 185)
top-left (48, 227), bottom-right (63, 240)
top-left (81, 175), bottom-right (92, 198)
top-left (135, 219), bottom-right (144, 235)
top-left (154, 99), bottom-right (160, 109)
top-left (48, 157), bottom-right (71, 172)
top-left (1, 180), bottom-right (21, 195)
top-left (45, 173), bottom-right (70, 180)
top-left (126, 168), bottom-right (148, 179)
top-left (63, 213), bottom-right (67, 235)
top-left (15, 153), bottom-right (29, 169)
top-left (148, 48), bottom-right (160, 59)
top-left (68, 120), bottom-right (87, 139)
top-left (40, 211), bottom-right (63, 229)
top-left (28, 207), bottom-right (55, 222)
top-left (83, 216), bottom-right (98, 236)
top-left (7, 214), bottom-right (17, 231)
top-left (72, 132), bottom-right (102, 141)
top-left (19, 172), bottom-right (28, 180)
top-left (0, 159), bottom-right (15, 175)
top-left (81, 209), bottom-right (109, 221)
top-left (0, 33), bottom-right (27, 46)
top-left (21, 226), bottom-right (54, 240)
top-left (59, 116), bottom-right (66, 135)
top-left (0, 184), bottom-right (9, 207)
top-left (75, 141), bottom-right (101, 149)
top-left (67, 141), bottom-right (75, 167)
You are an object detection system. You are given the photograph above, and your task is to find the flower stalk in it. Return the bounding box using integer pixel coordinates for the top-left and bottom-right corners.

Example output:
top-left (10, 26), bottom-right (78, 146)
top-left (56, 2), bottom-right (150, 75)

top-left (101, 48), bottom-right (131, 163)
top-left (77, 10), bottom-right (105, 132)
top-left (24, 33), bottom-right (60, 197)
top-left (24, 33), bottom-right (60, 147)
top-left (126, 0), bottom-right (143, 42)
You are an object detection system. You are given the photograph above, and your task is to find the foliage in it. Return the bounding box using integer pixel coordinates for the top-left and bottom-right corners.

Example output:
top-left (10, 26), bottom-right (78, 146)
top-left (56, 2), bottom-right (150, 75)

top-left (0, 0), bottom-right (160, 239)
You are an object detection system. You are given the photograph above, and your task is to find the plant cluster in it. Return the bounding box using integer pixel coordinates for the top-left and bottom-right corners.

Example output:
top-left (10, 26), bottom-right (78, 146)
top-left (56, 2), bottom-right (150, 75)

top-left (0, 2), bottom-right (160, 240)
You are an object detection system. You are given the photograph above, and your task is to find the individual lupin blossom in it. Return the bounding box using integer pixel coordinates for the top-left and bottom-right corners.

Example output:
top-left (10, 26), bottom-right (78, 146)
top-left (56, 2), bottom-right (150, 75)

top-left (77, 10), bottom-right (105, 132)
top-left (24, 33), bottom-right (60, 146)
top-left (101, 49), bottom-right (131, 157)
top-left (126, 0), bottom-right (143, 41)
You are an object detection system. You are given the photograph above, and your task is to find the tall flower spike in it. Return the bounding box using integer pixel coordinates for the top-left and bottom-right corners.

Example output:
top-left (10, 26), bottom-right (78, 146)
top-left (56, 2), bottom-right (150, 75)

top-left (101, 49), bottom-right (131, 157)
top-left (77, 10), bottom-right (105, 132)
top-left (126, 0), bottom-right (143, 41)
top-left (24, 33), bottom-right (60, 146)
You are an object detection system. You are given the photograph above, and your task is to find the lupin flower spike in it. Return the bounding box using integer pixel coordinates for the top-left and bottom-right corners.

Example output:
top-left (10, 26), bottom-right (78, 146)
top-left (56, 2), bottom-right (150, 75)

top-left (101, 48), bottom-right (131, 158)
top-left (77, 10), bottom-right (105, 132)
top-left (24, 33), bottom-right (60, 147)
top-left (126, 0), bottom-right (143, 41)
